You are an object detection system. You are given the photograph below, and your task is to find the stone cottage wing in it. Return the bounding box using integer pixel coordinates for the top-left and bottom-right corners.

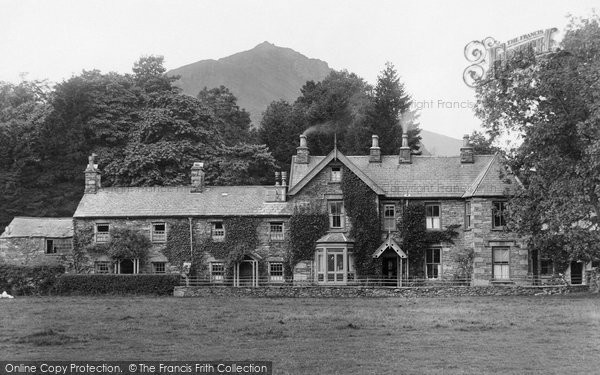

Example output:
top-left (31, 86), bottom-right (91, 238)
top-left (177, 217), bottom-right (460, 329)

top-left (73, 185), bottom-right (292, 218)
top-left (289, 152), bottom-right (514, 198)
top-left (0, 217), bottom-right (73, 238)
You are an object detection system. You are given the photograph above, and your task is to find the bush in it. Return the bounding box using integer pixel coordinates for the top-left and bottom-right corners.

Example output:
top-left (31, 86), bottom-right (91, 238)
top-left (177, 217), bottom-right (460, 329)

top-left (0, 264), bottom-right (65, 296)
top-left (53, 274), bottom-right (181, 295)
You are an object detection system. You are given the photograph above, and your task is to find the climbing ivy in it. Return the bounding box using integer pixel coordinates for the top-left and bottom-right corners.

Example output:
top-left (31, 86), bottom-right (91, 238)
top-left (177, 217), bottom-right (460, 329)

top-left (398, 203), bottom-right (460, 278)
top-left (288, 205), bottom-right (329, 270)
top-left (163, 221), bottom-right (204, 273)
top-left (341, 168), bottom-right (381, 276)
top-left (198, 217), bottom-right (261, 276)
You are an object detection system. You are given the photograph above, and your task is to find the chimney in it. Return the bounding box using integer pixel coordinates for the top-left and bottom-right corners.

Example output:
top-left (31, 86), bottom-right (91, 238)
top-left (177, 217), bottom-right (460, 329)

top-left (399, 128), bottom-right (411, 164)
top-left (84, 154), bottom-right (101, 194)
top-left (369, 135), bottom-right (381, 163)
top-left (460, 135), bottom-right (474, 164)
top-left (269, 171), bottom-right (287, 202)
top-left (280, 171), bottom-right (287, 201)
top-left (275, 171), bottom-right (281, 186)
top-left (191, 162), bottom-right (205, 192)
top-left (296, 135), bottom-right (309, 164)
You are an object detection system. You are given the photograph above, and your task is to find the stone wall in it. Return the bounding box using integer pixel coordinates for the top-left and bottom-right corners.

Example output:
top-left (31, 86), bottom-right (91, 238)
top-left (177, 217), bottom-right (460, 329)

top-left (0, 237), bottom-right (68, 266)
top-left (174, 284), bottom-right (589, 298)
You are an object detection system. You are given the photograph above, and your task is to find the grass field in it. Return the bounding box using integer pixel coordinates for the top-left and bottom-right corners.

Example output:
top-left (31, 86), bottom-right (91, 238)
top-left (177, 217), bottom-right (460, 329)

top-left (1, 294), bottom-right (599, 374)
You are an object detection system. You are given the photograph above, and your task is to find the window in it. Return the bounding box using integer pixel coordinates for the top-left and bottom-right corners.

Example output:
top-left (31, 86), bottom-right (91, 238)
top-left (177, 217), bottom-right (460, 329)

top-left (45, 238), bottom-right (72, 254)
top-left (425, 248), bottom-right (441, 279)
top-left (330, 166), bottom-right (342, 183)
top-left (151, 222), bottom-right (166, 243)
top-left (152, 262), bottom-right (166, 274)
top-left (425, 204), bottom-right (441, 230)
top-left (95, 223), bottom-right (110, 243)
top-left (492, 247), bottom-right (510, 280)
top-left (269, 262), bottom-right (284, 282)
top-left (492, 201), bottom-right (507, 229)
top-left (269, 222), bottom-right (284, 241)
top-left (383, 204), bottom-right (396, 231)
top-left (211, 222), bottom-right (225, 240)
top-left (464, 201), bottom-right (472, 229)
top-left (315, 247), bottom-right (355, 284)
top-left (210, 262), bottom-right (225, 282)
top-left (328, 201), bottom-right (344, 229)
top-left (540, 259), bottom-right (554, 275)
top-left (94, 261), bottom-right (110, 274)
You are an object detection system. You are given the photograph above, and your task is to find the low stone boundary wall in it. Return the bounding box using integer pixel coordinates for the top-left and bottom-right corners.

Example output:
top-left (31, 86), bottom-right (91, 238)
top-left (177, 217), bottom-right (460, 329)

top-left (174, 285), bottom-right (589, 298)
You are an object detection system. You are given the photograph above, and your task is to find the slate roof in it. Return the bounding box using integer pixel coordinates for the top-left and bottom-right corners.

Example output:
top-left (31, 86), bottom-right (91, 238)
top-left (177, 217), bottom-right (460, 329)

top-left (289, 151), bottom-right (517, 198)
top-left (73, 185), bottom-right (292, 218)
top-left (0, 217), bottom-right (73, 238)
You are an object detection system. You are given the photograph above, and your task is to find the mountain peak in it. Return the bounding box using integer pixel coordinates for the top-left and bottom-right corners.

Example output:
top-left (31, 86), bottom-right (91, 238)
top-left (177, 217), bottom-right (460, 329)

top-left (255, 41), bottom-right (277, 49)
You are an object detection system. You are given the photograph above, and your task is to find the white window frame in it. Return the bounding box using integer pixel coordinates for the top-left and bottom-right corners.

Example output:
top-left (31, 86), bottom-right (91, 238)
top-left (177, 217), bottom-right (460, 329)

top-left (465, 201), bottom-right (472, 229)
top-left (269, 222), bottom-right (285, 241)
top-left (211, 222), bottom-right (225, 241)
top-left (315, 247), bottom-right (355, 284)
top-left (383, 204), bottom-right (396, 231)
top-left (425, 203), bottom-right (441, 230)
top-left (492, 201), bottom-right (507, 229)
top-left (151, 222), bottom-right (167, 243)
top-left (152, 262), bottom-right (166, 274)
top-left (94, 261), bottom-right (110, 274)
top-left (492, 247), bottom-right (510, 280)
top-left (425, 247), bottom-right (442, 279)
top-left (45, 238), bottom-right (72, 255)
top-left (330, 166), bottom-right (342, 183)
top-left (269, 262), bottom-right (284, 282)
top-left (210, 262), bottom-right (225, 282)
top-left (328, 201), bottom-right (344, 229)
top-left (95, 223), bottom-right (110, 243)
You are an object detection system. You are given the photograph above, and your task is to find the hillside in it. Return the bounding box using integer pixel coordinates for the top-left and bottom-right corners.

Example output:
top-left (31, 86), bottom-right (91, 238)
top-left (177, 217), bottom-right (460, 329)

top-left (419, 130), bottom-right (463, 156)
top-left (168, 41), bottom-right (331, 125)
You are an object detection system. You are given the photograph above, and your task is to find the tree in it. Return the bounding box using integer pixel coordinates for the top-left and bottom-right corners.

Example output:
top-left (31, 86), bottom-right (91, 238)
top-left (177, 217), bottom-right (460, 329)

top-left (132, 55), bottom-right (179, 93)
top-left (197, 86), bottom-right (253, 146)
top-left (474, 14), bottom-right (600, 269)
top-left (469, 130), bottom-right (498, 155)
top-left (366, 62), bottom-right (420, 154)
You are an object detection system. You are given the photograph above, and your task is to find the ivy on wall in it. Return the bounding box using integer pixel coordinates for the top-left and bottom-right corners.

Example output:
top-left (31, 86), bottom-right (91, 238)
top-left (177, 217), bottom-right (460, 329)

top-left (197, 217), bottom-right (261, 276)
top-left (163, 221), bottom-right (204, 273)
top-left (70, 225), bottom-right (97, 273)
top-left (106, 228), bottom-right (151, 265)
top-left (288, 205), bottom-right (329, 271)
top-left (341, 168), bottom-right (381, 276)
top-left (398, 203), bottom-right (460, 278)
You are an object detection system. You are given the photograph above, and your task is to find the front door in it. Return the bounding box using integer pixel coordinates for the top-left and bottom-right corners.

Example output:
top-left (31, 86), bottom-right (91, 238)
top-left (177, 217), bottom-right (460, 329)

top-left (239, 262), bottom-right (253, 286)
top-left (120, 259), bottom-right (134, 274)
top-left (570, 261), bottom-right (583, 285)
top-left (381, 248), bottom-right (399, 286)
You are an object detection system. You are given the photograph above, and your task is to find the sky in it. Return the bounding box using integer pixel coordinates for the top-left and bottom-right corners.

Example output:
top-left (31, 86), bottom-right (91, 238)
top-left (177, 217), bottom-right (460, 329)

top-left (0, 0), bottom-right (597, 138)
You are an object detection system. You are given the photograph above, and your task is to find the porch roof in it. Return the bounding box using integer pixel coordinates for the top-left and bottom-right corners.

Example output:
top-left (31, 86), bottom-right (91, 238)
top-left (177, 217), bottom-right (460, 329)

top-left (372, 236), bottom-right (407, 258)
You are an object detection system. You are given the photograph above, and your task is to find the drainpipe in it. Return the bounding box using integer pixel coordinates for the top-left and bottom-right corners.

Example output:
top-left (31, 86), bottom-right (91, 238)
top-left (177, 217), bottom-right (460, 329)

top-left (188, 217), bottom-right (194, 259)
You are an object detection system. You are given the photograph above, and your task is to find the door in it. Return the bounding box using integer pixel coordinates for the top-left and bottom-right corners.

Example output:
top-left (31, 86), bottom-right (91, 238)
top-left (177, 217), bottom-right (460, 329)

top-left (239, 262), bottom-right (253, 286)
top-left (381, 253), bottom-right (398, 286)
top-left (120, 259), bottom-right (134, 274)
top-left (570, 261), bottom-right (583, 285)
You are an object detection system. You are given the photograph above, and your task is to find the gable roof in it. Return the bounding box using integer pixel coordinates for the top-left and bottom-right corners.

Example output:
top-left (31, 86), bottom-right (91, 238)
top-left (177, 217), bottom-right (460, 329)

top-left (74, 185), bottom-right (292, 218)
top-left (0, 217), bottom-right (73, 238)
top-left (289, 152), bottom-right (517, 199)
top-left (372, 236), bottom-right (406, 258)
top-left (287, 149), bottom-right (385, 196)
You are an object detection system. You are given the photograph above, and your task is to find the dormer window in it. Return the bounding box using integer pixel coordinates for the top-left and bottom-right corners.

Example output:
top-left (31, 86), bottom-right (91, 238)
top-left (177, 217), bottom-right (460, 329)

top-left (330, 166), bottom-right (342, 183)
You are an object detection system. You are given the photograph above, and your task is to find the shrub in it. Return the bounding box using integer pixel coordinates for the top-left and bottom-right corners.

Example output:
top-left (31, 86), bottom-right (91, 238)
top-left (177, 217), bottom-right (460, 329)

top-left (53, 274), bottom-right (181, 295)
top-left (0, 264), bottom-right (65, 295)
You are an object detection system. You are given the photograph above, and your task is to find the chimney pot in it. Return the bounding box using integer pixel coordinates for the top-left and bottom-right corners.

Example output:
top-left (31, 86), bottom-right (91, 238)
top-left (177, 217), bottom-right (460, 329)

top-left (281, 171), bottom-right (287, 187)
top-left (369, 134), bottom-right (381, 163)
top-left (463, 134), bottom-right (470, 147)
top-left (460, 135), bottom-right (474, 164)
top-left (275, 171), bottom-right (281, 186)
top-left (399, 129), bottom-right (411, 164)
top-left (84, 154), bottom-right (101, 194)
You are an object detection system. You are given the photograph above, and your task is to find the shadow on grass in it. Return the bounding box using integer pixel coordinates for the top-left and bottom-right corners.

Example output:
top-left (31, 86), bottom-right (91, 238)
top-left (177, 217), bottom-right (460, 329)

top-left (15, 329), bottom-right (85, 346)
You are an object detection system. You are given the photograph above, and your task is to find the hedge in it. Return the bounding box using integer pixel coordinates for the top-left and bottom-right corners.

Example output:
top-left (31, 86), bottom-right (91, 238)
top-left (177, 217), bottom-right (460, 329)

top-left (0, 264), bottom-right (66, 296)
top-left (53, 274), bottom-right (181, 295)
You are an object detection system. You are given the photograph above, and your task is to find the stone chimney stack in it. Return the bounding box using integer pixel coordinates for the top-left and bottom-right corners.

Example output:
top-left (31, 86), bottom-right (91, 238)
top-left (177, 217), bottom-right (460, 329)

top-left (84, 154), bottom-right (101, 194)
top-left (399, 128), bottom-right (411, 164)
top-left (296, 135), bottom-right (309, 164)
top-left (460, 135), bottom-right (474, 164)
top-left (271, 171), bottom-right (287, 202)
top-left (369, 135), bottom-right (381, 163)
top-left (191, 162), bottom-right (205, 193)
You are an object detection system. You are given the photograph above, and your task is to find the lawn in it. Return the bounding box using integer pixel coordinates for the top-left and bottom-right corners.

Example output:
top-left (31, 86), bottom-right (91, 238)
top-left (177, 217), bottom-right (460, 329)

top-left (1, 294), bottom-right (599, 374)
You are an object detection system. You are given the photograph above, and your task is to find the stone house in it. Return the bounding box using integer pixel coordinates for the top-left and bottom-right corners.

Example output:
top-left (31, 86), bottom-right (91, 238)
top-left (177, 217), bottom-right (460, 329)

top-left (0, 217), bottom-right (73, 266)
top-left (69, 132), bottom-right (529, 286)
